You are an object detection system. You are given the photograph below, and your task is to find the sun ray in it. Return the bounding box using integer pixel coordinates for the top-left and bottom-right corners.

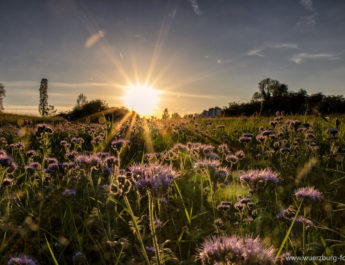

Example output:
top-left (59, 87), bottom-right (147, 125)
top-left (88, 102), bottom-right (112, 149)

top-left (125, 112), bottom-right (138, 140)
top-left (142, 118), bottom-right (154, 153)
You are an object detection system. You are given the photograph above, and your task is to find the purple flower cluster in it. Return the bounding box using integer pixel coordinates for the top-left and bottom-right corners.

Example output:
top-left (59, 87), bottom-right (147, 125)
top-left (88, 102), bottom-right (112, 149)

top-left (131, 163), bottom-right (179, 197)
top-left (240, 168), bottom-right (280, 193)
top-left (198, 235), bottom-right (277, 265)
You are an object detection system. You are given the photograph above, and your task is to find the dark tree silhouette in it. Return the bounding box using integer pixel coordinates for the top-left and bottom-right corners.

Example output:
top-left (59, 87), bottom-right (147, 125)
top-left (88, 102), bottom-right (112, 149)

top-left (76, 93), bottom-right (88, 107)
top-left (0, 83), bottom-right (5, 111)
top-left (39, 78), bottom-right (56, 116)
top-left (39, 79), bottom-right (49, 116)
top-left (162, 108), bottom-right (170, 119)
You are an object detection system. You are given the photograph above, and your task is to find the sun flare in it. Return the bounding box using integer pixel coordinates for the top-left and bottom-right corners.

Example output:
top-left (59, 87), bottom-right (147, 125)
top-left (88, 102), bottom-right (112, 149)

top-left (123, 84), bottom-right (160, 116)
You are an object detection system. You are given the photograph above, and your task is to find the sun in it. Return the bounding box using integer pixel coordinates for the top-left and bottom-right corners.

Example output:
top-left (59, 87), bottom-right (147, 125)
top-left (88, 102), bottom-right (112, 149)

top-left (123, 84), bottom-right (160, 116)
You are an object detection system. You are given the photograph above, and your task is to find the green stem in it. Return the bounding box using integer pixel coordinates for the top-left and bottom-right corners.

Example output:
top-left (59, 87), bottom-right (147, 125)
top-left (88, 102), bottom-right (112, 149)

top-left (123, 196), bottom-right (151, 265)
top-left (148, 191), bottom-right (162, 265)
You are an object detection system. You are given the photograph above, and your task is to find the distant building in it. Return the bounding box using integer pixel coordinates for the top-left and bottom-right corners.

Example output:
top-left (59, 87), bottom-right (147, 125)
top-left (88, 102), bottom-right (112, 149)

top-left (201, 107), bottom-right (222, 117)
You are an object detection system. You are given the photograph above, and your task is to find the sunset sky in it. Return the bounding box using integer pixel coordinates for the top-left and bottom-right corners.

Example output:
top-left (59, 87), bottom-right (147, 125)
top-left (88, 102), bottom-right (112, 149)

top-left (1, 0), bottom-right (345, 115)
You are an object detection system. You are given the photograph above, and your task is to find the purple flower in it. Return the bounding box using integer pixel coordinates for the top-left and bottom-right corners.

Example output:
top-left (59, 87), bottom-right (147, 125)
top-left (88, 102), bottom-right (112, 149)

top-left (45, 157), bottom-right (59, 164)
top-left (25, 150), bottom-right (36, 157)
top-left (239, 136), bottom-right (252, 143)
top-left (25, 162), bottom-right (41, 172)
top-left (153, 219), bottom-right (163, 230)
top-left (294, 187), bottom-right (323, 203)
top-left (205, 152), bottom-right (220, 160)
top-left (217, 143), bottom-right (230, 154)
top-left (225, 154), bottom-right (238, 164)
top-left (217, 201), bottom-right (232, 211)
top-left (327, 128), bottom-right (338, 137)
top-left (73, 251), bottom-right (86, 262)
top-left (280, 147), bottom-right (291, 153)
top-left (0, 154), bottom-right (17, 172)
top-left (216, 167), bottom-right (231, 180)
top-left (8, 255), bottom-right (37, 265)
top-left (235, 150), bottom-right (245, 160)
top-left (62, 188), bottom-right (76, 197)
top-left (197, 235), bottom-right (276, 265)
top-left (111, 139), bottom-right (130, 150)
top-left (194, 159), bottom-right (220, 169)
top-left (34, 123), bottom-right (54, 137)
top-left (65, 151), bottom-right (78, 160)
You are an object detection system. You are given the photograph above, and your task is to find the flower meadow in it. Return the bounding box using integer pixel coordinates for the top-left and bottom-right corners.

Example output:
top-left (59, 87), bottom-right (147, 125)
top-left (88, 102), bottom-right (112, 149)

top-left (0, 113), bottom-right (344, 264)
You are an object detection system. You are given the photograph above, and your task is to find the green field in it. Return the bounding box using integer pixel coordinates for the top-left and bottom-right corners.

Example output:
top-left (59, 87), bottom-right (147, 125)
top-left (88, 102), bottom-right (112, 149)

top-left (0, 113), bottom-right (344, 264)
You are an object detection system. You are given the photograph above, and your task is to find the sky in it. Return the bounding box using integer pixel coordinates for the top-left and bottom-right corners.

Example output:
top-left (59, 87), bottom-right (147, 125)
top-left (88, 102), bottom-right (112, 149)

top-left (1, 0), bottom-right (345, 115)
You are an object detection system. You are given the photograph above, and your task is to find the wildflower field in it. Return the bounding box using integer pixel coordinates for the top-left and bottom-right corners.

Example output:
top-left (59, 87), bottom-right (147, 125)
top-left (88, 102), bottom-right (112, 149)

top-left (1, 113), bottom-right (344, 265)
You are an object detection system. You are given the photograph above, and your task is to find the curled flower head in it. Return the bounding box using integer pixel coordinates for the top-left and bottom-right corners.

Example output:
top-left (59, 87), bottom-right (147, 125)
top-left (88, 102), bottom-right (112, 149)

top-left (294, 186), bottom-right (323, 204)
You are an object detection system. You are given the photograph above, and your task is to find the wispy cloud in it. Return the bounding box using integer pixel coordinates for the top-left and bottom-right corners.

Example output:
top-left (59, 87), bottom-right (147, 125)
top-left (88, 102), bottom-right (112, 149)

top-left (300, 0), bottom-right (314, 12)
top-left (290, 53), bottom-right (340, 64)
top-left (84, 30), bottom-right (105, 48)
top-left (247, 42), bottom-right (299, 57)
top-left (3, 80), bottom-right (113, 89)
top-left (164, 90), bottom-right (217, 99)
top-left (296, 13), bottom-right (317, 28)
top-left (187, 0), bottom-right (203, 16)
top-left (247, 48), bottom-right (264, 57)
top-left (269, 43), bottom-right (299, 49)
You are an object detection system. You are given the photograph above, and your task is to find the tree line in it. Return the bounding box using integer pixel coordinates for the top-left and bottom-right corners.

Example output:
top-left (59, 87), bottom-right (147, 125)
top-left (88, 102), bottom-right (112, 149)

top-left (222, 78), bottom-right (345, 116)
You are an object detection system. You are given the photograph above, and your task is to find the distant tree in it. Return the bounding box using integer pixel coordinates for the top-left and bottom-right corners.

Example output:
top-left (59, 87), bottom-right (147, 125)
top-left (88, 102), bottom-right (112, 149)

top-left (253, 78), bottom-right (288, 101)
top-left (0, 83), bottom-right (5, 111)
top-left (162, 108), bottom-right (170, 120)
top-left (76, 93), bottom-right (88, 107)
top-left (39, 79), bottom-right (49, 116)
top-left (171, 112), bottom-right (181, 119)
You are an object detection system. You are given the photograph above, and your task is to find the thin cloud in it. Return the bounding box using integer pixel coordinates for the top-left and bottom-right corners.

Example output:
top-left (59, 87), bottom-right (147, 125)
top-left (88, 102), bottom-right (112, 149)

top-left (3, 80), bottom-right (112, 88)
top-left (269, 43), bottom-right (299, 49)
top-left (247, 48), bottom-right (264, 57)
top-left (290, 53), bottom-right (339, 64)
top-left (300, 0), bottom-right (314, 12)
top-left (85, 30), bottom-right (105, 48)
top-left (247, 42), bottom-right (299, 57)
top-left (188, 0), bottom-right (203, 16)
top-left (164, 90), bottom-right (217, 99)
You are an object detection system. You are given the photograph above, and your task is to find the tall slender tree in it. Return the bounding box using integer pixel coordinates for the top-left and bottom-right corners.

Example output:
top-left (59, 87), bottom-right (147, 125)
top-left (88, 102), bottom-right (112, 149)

top-left (39, 78), bottom-right (49, 116)
top-left (0, 83), bottom-right (5, 111)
